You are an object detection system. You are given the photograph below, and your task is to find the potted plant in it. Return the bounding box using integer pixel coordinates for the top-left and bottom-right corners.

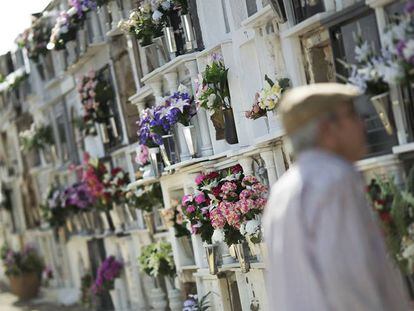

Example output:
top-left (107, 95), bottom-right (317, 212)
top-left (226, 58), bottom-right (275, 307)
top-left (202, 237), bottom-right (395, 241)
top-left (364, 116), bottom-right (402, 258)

top-left (92, 256), bottom-right (124, 308)
top-left (40, 185), bottom-right (67, 229)
top-left (1, 244), bottom-right (44, 300)
top-left (138, 241), bottom-right (181, 310)
top-left (127, 183), bottom-right (163, 234)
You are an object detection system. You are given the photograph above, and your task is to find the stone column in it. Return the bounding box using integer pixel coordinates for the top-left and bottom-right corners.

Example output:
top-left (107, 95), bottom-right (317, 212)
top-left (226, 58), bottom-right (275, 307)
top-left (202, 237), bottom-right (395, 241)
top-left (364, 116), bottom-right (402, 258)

top-left (238, 157), bottom-right (254, 176)
top-left (273, 143), bottom-right (286, 178)
top-left (135, 101), bottom-right (146, 114)
top-left (260, 150), bottom-right (277, 187)
top-left (148, 80), bottom-right (163, 104)
top-left (90, 10), bottom-right (103, 43)
top-left (164, 71), bottom-right (179, 94)
top-left (185, 60), bottom-right (213, 156)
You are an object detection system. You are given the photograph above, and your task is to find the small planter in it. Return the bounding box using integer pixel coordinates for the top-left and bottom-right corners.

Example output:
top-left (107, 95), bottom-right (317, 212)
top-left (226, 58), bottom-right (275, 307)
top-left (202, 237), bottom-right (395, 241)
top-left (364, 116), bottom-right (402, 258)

top-left (204, 244), bottom-right (220, 275)
top-left (9, 272), bottom-right (41, 300)
top-left (210, 110), bottom-right (225, 140)
top-left (99, 122), bottom-right (110, 144)
top-left (223, 108), bottom-right (238, 144)
top-left (181, 14), bottom-right (196, 51)
top-left (182, 125), bottom-right (198, 157)
top-left (370, 92), bottom-right (394, 135)
top-left (149, 147), bottom-right (161, 177)
top-left (178, 236), bottom-right (194, 259)
top-left (160, 134), bottom-right (179, 167)
top-left (143, 211), bottom-right (157, 235)
top-left (167, 288), bottom-right (182, 311)
top-left (234, 242), bottom-right (250, 273)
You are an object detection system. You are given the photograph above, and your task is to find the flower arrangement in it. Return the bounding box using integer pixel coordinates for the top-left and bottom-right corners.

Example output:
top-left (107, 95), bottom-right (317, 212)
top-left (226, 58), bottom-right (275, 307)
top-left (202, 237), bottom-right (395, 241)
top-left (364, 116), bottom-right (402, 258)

top-left (160, 199), bottom-right (190, 237)
top-left (135, 144), bottom-right (150, 166)
top-left (182, 165), bottom-right (268, 246)
top-left (77, 70), bottom-right (114, 125)
top-left (245, 93), bottom-right (266, 120)
top-left (62, 182), bottom-right (95, 211)
top-left (17, 15), bottom-right (52, 62)
top-left (163, 85), bottom-right (197, 127)
top-left (1, 244), bottom-right (44, 276)
top-left (19, 124), bottom-right (54, 153)
top-left (82, 155), bottom-right (130, 210)
top-left (138, 241), bottom-right (176, 278)
top-left (48, 0), bottom-right (96, 50)
top-left (92, 256), bottom-right (123, 294)
top-left (125, 183), bottom-right (163, 213)
top-left (183, 292), bottom-right (212, 311)
top-left (195, 53), bottom-right (230, 114)
top-left (40, 186), bottom-right (67, 228)
top-left (366, 167), bottom-right (414, 275)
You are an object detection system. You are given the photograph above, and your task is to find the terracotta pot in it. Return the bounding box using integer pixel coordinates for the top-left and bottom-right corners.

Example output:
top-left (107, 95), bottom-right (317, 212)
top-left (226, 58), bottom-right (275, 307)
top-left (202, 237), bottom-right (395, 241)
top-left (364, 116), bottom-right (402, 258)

top-left (9, 272), bottom-right (41, 300)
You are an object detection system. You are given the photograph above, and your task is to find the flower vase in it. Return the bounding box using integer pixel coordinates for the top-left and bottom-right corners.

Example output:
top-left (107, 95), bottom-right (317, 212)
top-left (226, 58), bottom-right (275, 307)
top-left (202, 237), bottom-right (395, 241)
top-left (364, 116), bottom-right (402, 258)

top-left (167, 288), bottom-right (182, 311)
top-left (370, 92), bottom-right (394, 135)
top-left (109, 117), bottom-right (119, 138)
top-left (160, 134), bottom-right (179, 167)
top-left (266, 110), bottom-right (282, 133)
top-left (234, 242), bottom-right (250, 273)
top-left (178, 236), bottom-right (194, 259)
top-left (210, 110), bottom-right (225, 140)
top-left (143, 42), bottom-right (160, 72)
top-left (154, 35), bottom-right (169, 66)
top-left (164, 26), bottom-right (177, 55)
top-left (182, 125), bottom-right (198, 157)
top-left (143, 211), bottom-right (156, 235)
top-left (264, 116), bottom-right (270, 133)
top-left (149, 147), bottom-right (161, 177)
top-left (65, 218), bottom-right (74, 234)
top-left (109, 207), bottom-right (123, 234)
top-left (109, 289), bottom-right (120, 310)
top-left (99, 122), bottom-right (110, 144)
top-left (181, 14), bottom-right (196, 51)
top-left (99, 211), bottom-right (112, 234)
top-left (220, 242), bottom-right (236, 265)
top-left (223, 108), bottom-right (238, 144)
top-left (142, 164), bottom-right (155, 179)
top-left (150, 287), bottom-right (168, 311)
top-left (204, 244), bottom-right (220, 275)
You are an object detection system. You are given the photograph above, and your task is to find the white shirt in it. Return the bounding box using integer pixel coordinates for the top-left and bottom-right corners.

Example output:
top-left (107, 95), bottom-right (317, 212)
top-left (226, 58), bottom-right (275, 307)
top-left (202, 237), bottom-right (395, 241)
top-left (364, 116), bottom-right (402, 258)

top-left (263, 149), bottom-right (410, 310)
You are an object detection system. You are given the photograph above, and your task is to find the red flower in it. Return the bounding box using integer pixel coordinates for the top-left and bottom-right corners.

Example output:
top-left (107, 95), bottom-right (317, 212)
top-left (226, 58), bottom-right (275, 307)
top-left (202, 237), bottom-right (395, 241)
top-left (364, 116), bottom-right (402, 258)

top-left (111, 167), bottom-right (122, 176)
top-left (211, 186), bottom-right (221, 198)
top-left (231, 164), bottom-right (243, 174)
top-left (206, 172), bottom-right (219, 180)
top-left (379, 211), bottom-right (392, 224)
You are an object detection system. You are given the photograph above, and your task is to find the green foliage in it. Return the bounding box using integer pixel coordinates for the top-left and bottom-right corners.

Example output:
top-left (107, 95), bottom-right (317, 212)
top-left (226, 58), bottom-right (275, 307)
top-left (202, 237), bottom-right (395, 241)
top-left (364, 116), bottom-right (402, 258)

top-left (19, 124), bottom-right (55, 153)
top-left (138, 241), bottom-right (176, 278)
top-left (126, 183), bottom-right (163, 213)
top-left (1, 244), bottom-right (44, 276)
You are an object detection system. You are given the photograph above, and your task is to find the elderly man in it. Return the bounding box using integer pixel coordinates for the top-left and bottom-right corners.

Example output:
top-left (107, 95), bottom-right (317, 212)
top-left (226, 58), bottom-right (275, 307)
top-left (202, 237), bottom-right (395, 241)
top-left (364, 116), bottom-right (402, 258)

top-left (263, 83), bottom-right (409, 310)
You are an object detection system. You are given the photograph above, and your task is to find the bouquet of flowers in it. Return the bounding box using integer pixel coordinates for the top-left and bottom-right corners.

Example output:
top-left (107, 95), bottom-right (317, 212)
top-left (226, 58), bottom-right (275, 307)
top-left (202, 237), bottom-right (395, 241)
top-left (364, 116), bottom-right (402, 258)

top-left (48, 0), bottom-right (96, 50)
top-left (164, 85), bottom-right (197, 127)
top-left (135, 144), bottom-right (150, 166)
top-left (160, 199), bottom-right (190, 237)
top-left (258, 75), bottom-right (290, 111)
top-left (137, 107), bottom-right (162, 147)
top-left (245, 93), bottom-right (266, 120)
top-left (195, 53), bottom-right (230, 114)
top-left (126, 183), bottom-right (163, 213)
top-left (1, 244), bottom-right (44, 276)
top-left (183, 293), bottom-right (212, 311)
top-left (138, 241), bottom-right (176, 278)
top-left (40, 186), bottom-right (67, 228)
top-left (92, 256), bottom-right (123, 294)
top-left (77, 70), bottom-right (113, 124)
top-left (19, 124), bottom-right (54, 153)
top-left (62, 182), bottom-right (95, 212)
top-left (17, 15), bottom-right (52, 63)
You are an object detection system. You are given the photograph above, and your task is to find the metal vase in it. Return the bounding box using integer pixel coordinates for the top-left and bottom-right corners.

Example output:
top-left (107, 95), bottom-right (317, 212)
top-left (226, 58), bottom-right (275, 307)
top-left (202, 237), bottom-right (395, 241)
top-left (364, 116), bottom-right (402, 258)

top-left (149, 147), bottom-right (161, 177)
top-left (160, 134), bottom-right (179, 167)
top-left (234, 242), bottom-right (250, 273)
top-left (182, 125), bottom-right (198, 157)
top-left (99, 122), bottom-right (110, 144)
top-left (370, 92), bottom-right (394, 135)
top-left (143, 42), bottom-right (160, 72)
top-left (163, 26), bottom-right (177, 54)
top-left (223, 108), bottom-right (238, 144)
top-left (181, 14), bottom-right (196, 51)
top-left (109, 117), bottom-right (119, 138)
top-left (204, 244), bottom-right (219, 275)
top-left (143, 211), bottom-right (156, 235)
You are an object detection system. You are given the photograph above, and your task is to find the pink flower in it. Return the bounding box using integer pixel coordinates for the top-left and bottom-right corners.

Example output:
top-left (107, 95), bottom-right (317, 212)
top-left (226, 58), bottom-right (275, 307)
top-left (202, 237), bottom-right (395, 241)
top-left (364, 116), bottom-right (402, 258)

top-left (235, 199), bottom-right (253, 214)
top-left (186, 205), bottom-right (196, 213)
top-left (225, 209), bottom-right (241, 229)
top-left (221, 181), bottom-right (237, 194)
top-left (194, 194), bottom-right (206, 204)
top-left (195, 174), bottom-right (206, 185)
top-left (135, 145), bottom-right (149, 166)
top-left (210, 208), bottom-right (226, 229)
top-left (242, 175), bottom-right (258, 186)
top-left (254, 197), bottom-right (267, 210)
top-left (182, 195), bottom-right (192, 206)
top-left (240, 189), bottom-right (253, 200)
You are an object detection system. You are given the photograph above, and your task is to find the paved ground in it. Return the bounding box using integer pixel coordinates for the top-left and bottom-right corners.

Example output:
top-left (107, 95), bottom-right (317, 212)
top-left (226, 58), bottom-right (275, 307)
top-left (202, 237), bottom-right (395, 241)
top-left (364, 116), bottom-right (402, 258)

top-left (0, 291), bottom-right (87, 311)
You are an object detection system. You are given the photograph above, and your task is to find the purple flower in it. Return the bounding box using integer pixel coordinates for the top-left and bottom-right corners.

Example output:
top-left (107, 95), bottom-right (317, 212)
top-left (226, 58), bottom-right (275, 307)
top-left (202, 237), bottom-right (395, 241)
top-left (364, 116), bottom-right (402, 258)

top-left (405, 0), bottom-right (414, 14)
top-left (93, 256), bottom-right (123, 294)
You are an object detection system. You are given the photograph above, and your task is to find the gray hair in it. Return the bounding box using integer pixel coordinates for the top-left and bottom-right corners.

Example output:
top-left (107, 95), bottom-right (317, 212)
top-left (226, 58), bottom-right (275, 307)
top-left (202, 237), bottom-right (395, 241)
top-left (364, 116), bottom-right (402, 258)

top-left (287, 118), bottom-right (321, 154)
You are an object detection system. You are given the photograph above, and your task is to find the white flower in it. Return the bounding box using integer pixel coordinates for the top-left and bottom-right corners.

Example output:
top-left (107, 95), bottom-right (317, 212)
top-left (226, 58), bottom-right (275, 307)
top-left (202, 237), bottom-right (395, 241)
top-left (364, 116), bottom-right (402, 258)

top-left (178, 84), bottom-right (189, 93)
top-left (375, 58), bottom-right (404, 85)
top-left (245, 219), bottom-right (261, 235)
top-left (212, 229), bottom-right (224, 244)
top-left (355, 41), bottom-right (371, 63)
top-left (207, 94), bottom-right (216, 109)
top-left (161, 0), bottom-right (171, 10)
top-left (403, 242), bottom-right (414, 259)
top-left (402, 39), bottom-right (414, 62)
top-left (152, 10), bottom-right (163, 21)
